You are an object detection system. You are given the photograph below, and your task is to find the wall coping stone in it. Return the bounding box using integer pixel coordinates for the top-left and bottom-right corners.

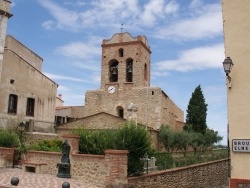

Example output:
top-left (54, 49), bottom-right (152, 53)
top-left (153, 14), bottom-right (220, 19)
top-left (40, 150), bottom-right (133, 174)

top-left (0, 147), bottom-right (16, 151)
top-left (28, 150), bottom-right (61, 156)
top-left (27, 132), bottom-right (58, 136)
top-left (72, 153), bottom-right (105, 159)
top-left (62, 134), bottom-right (80, 138)
top-left (105, 150), bottom-right (129, 155)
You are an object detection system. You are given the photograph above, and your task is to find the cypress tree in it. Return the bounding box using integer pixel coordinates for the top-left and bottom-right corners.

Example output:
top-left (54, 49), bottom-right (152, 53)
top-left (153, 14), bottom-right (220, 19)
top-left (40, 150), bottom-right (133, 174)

top-left (185, 85), bottom-right (208, 134)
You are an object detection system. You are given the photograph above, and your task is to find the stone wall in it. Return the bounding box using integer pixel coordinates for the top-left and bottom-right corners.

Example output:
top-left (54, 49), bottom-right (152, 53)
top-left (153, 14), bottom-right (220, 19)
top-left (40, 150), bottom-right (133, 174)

top-left (24, 135), bottom-right (129, 188)
top-left (128, 159), bottom-right (229, 188)
top-left (0, 35), bottom-right (57, 131)
top-left (4, 35), bottom-right (43, 71)
top-left (25, 132), bottom-right (60, 145)
top-left (25, 150), bottom-right (61, 174)
top-left (84, 87), bottom-right (184, 131)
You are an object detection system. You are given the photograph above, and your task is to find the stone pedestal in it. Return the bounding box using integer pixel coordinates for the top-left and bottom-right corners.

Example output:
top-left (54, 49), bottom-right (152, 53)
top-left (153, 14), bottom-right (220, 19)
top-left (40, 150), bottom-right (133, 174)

top-left (57, 163), bottom-right (71, 178)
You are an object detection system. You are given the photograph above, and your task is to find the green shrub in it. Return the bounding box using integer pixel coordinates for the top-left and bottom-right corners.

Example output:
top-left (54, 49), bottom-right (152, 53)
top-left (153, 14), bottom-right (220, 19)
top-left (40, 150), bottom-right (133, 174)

top-left (75, 122), bottom-right (151, 176)
top-left (153, 152), bottom-right (174, 170)
top-left (75, 129), bottom-right (117, 155)
top-left (28, 139), bottom-right (62, 152)
top-left (113, 123), bottom-right (151, 176)
top-left (0, 128), bottom-right (19, 148)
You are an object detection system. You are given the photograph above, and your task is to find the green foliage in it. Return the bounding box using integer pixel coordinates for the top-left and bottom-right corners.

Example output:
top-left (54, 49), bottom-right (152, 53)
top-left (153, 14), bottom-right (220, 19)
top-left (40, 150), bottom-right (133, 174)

top-left (159, 125), bottom-right (176, 152)
top-left (75, 129), bottom-right (117, 155)
top-left (28, 139), bottom-right (63, 152)
top-left (0, 128), bottom-right (19, 148)
top-left (202, 129), bottom-right (223, 151)
top-left (175, 131), bottom-right (191, 157)
top-left (113, 122), bottom-right (151, 176)
top-left (75, 122), bottom-right (151, 176)
top-left (153, 152), bottom-right (174, 170)
top-left (185, 85), bottom-right (208, 134)
top-left (159, 125), bottom-right (223, 156)
top-left (156, 149), bottom-right (228, 170)
top-left (189, 131), bottom-right (203, 155)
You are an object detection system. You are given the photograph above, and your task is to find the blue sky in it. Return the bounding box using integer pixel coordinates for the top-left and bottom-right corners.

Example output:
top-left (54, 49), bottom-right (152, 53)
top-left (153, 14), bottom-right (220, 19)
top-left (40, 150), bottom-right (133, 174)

top-left (7, 0), bottom-right (227, 145)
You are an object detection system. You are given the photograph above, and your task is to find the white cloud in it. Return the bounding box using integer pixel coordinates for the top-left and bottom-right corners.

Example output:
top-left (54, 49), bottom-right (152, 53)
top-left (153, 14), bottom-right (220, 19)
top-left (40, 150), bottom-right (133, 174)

top-left (156, 4), bottom-right (222, 41)
top-left (165, 1), bottom-right (179, 14)
top-left (38, 0), bottom-right (81, 31)
top-left (44, 72), bottom-right (85, 82)
top-left (55, 41), bottom-right (101, 60)
top-left (38, 0), bottom-right (221, 42)
top-left (63, 1), bottom-right (86, 7)
top-left (141, 0), bottom-right (165, 26)
top-left (189, 0), bottom-right (203, 9)
top-left (154, 43), bottom-right (225, 73)
top-left (57, 85), bottom-right (70, 92)
top-left (41, 20), bottom-right (55, 30)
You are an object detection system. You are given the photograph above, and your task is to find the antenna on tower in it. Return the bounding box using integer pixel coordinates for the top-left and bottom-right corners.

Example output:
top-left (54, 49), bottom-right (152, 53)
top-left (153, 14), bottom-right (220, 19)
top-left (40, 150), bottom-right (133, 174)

top-left (120, 23), bottom-right (124, 33)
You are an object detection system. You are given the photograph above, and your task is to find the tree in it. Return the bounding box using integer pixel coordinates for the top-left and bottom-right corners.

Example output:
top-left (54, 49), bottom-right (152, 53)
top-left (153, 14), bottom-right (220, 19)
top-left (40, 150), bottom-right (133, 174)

top-left (175, 131), bottom-right (191, 157)
top-left (189, 131), bottom-right (203, 156)
top-left (159, 125), bottom-right (176, 152)
top-left (202, 129), bottom-right (223, 151)
top-left (184, 85), bottom-right (208, 134)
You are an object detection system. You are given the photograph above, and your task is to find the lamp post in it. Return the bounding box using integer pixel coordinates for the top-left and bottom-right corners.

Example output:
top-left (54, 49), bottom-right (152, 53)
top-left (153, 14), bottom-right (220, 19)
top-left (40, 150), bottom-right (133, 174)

top-left (222, 57), bottom-right (234, 88)
top-left (222, 57), bottom-right (233, 177)
top-left (19, 122), bottom-right (26, 143)
top-left (18, 122), bottom-right (26, 160)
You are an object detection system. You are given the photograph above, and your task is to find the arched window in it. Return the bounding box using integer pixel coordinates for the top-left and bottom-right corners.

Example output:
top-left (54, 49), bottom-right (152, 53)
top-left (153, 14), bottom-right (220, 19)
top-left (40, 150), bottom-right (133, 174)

top-left (119, 48), bottom-right (124, 57)
top-left (126, 58), bottom-right (133, 82)
top-left (117, 106), bottom-right (124, 118)
top-left (109, 60), bottom-right (119, 82)
top-left (144, 63), bottom-right (148, 81)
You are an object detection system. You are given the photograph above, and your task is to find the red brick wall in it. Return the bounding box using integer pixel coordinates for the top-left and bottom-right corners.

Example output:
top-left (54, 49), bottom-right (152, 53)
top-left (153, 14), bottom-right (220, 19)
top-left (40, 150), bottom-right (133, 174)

top-left (0, 147), bottom-right (15, 168)
top-left (105, 150), bottom-right (129, 187)
top-left (230, 178), bottom-right (250, 188)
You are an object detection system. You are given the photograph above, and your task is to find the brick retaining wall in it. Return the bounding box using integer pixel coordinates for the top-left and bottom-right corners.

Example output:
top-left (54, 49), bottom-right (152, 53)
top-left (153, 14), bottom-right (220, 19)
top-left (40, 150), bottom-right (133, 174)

top-left (0, 147), bottom-right (15, 168)
top-left (128, 159), bottom-right (229, 188)
top-left (24, 135), bottom-right (128, 188)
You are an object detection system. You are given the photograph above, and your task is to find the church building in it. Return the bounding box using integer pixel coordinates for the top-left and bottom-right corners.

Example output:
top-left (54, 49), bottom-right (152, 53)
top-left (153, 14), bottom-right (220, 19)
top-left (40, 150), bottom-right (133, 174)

top-left (56, 32), bottom-right (184, 135)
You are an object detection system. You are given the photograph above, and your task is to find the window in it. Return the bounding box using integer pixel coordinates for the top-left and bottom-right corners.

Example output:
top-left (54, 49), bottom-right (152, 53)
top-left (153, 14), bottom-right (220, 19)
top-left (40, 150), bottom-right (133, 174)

top-left (144, 63), bottom-right (148, 81)
top-left (119, 48), bottom-right (124, 57)
top-left (117, 106), bottom-right (124, 118)
top-left (26, 98), bottom-right (35, 116)
top-left (8, 94), bottom-right (18, 114)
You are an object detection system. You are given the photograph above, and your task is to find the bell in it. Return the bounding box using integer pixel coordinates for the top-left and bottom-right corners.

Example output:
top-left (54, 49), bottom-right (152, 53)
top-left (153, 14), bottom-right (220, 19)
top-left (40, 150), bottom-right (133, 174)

top-left (127, 64), bottom-right (132, 73)
top-left (111, 67), bottom-right (118, 75)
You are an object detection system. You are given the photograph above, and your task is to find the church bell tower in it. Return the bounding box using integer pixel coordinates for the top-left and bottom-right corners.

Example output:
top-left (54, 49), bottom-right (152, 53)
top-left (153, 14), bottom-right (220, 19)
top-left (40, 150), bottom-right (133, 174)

top-left (84, 32), bottom-right (184, 131)
top-left (100, 32), bottom-right (151, 94)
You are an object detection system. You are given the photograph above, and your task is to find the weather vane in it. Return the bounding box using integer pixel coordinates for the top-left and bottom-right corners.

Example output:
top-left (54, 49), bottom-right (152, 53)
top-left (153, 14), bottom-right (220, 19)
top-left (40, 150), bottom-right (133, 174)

top-left (120, 23), bottom-right (124, 33)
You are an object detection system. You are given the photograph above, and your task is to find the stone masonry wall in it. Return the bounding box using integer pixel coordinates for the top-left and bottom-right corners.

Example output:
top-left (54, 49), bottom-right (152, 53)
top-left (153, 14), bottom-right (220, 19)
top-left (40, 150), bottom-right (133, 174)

top-left (25, 151), bottom-right (61, 174)
top-left (84, 87), bottom-right (184, 131)
top-left (24, 135), bottom-right (129, 188)
top-left (25, 132), bottom-right (60, 145)
top-left (128, 159), bottom-right (229, 188)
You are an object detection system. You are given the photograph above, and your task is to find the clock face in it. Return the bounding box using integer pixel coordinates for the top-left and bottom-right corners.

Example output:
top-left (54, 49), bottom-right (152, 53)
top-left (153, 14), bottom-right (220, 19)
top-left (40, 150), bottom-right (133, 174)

top-left (107, 85), bottom-right (116, 94)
